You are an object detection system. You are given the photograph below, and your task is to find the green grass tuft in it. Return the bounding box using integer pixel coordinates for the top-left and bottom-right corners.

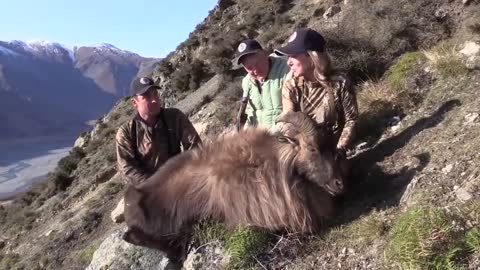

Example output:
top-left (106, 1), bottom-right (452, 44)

top-left (192, 219), bottom-right (271, 269)
top-left (323, 209), bottom-right (390, 253)
top-left (77, 244), bottom-right (98, 264)
top-left (0, 254), bottom-right (21, 270)
top-left (466, 227), bottom-right (480, 254)
top-left (386, 51), bottom-right (426, 92)
top-left (386, 206), bottom-right (468, 269)
top-left (193, 219), bottom-right (230, 244)
top-left (225, 226), bottom-right (270, 269)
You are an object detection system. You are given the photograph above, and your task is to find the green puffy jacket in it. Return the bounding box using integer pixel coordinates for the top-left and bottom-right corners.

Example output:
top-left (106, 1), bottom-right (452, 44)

top-left (242, 56), bottom-right (291, 129)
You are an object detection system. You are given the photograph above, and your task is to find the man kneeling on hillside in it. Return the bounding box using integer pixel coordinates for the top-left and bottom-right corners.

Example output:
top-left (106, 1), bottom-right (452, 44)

top-left (115, 76), bottom-right (201, 267)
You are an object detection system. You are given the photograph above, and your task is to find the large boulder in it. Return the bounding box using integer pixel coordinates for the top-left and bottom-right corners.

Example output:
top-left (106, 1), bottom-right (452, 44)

top-left (86, 227), bottom-right (173, 270)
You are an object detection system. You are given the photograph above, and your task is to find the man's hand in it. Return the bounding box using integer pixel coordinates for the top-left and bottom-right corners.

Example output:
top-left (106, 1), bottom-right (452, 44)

top-left (335, 147), bottom-right (347, 161)
top-left (239, 113), bottom-right (247, 124)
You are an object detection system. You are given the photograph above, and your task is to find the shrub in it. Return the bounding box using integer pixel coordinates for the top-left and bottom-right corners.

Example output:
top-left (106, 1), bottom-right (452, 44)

top-left (170, 60), bottom-right (210, 93)
top-left (193, 219), bottom-right (230, 244)
top-left (105, 181), bottom-right (123, 196)
top-left (57, 147), bottom-right (85, 175)
top-left (85, 139), bottom-right (103, 154)
top-left (424, 41), bottom-right (469, 79)
top-left (52, 171), bottom-right (74, 191)
top-left (386, 52), bottom-right (426, 92)
top-left (192, 219), bottom-right (271, 269)
top-left (0, 253), bottom-right (21, 270)
top-left (77, 244), bottom-right (98, 264)
top-left (104, 143), bottom-right (117, 163)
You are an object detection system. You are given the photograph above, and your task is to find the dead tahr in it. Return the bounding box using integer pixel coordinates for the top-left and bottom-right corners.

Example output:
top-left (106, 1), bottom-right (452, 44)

top-left (122, 111), bottom-right (344, 261)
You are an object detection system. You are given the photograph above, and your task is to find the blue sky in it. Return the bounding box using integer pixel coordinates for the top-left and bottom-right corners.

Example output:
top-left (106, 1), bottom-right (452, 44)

top-left (0, 0), bottom-right (218, 58)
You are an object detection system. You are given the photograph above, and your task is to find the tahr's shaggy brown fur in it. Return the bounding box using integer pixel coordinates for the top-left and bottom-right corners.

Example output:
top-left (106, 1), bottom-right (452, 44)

top-left (123, 112), bottom-right (344, 260)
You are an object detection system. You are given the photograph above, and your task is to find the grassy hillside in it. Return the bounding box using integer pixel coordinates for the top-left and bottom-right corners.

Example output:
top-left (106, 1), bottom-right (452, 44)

top-left (1, 0), bottom-right (479, 269)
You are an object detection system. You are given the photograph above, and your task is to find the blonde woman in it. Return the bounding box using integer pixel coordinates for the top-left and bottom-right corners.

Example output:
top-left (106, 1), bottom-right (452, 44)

top-left (274, 28), bottom-right (359, 165)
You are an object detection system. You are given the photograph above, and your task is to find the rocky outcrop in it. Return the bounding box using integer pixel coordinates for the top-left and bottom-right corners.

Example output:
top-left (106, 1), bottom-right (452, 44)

top-left (460, 41), bottom-right (480, 70)
top-left (110, 198), bottom-right (125, 224)
top-left (173, 74), bottom-right (224, 115)
top-left (183, 242), bottom-right (229, 270)
top-left (86, 227), bottom-right (171, 270)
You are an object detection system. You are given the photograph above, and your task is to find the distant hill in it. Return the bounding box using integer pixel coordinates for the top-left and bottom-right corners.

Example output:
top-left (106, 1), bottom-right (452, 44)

top-left (0, 41), bottom-right (161, 139)
top-left (1, 1), bottom-right (479, 270)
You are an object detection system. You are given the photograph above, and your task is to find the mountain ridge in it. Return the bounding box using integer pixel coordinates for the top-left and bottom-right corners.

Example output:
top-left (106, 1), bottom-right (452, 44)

top-left (0, 40), bottom-right (162, 139)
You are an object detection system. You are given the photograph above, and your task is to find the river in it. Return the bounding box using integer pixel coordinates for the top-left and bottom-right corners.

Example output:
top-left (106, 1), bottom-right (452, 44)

top-left (0, 134), bottom-right (77, 200)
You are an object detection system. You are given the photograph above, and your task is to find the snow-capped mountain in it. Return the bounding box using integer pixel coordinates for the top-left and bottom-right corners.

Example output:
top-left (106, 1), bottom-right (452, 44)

top-left (0, 40), bottom-right (162, 139)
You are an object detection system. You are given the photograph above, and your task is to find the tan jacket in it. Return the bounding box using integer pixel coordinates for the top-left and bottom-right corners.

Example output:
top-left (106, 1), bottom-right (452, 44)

top-left (282, 72), bottom-right (358, 150)
top-left (115, 108), bottom-right (201, 186)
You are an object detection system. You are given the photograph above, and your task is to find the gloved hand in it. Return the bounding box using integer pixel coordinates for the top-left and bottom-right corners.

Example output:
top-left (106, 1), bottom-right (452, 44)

top-left (335, 147), bottom-right (347, 161)
top-left (239, 113), bottom-right (247, 124)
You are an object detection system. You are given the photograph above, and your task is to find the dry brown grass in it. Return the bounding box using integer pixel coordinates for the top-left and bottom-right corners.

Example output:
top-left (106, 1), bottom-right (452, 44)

top-left (355, 79), bottom-right (402, 142)
top-left (357, 80), bottom-right (397, 110)
top-left (424, 41), bottom-right (469, 79)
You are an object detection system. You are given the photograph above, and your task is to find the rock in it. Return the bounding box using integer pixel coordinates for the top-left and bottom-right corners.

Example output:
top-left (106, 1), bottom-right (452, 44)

top-left (465, 56), bottom-right (480, 70)
top-left (462, 0), bottom-right (473, 5)
top-left (464, 113), bottom-right (479, 124)
top-left (74, 136), bottom-right (86, 149)
top-left (459, 41), bottom-right (480, 69)
top-left (90, 121), bottom-right (103, 140)
top-left (86, 227), bottom-right (171, 270)
top-left (400, 175), bottom-right (421, 206)
top-left (193, 122), bottom-right (210, 135)
top-left (391, 124), bottom-right (402, 133)
top-left (184, 241), bottom-right (229, 270)
top-left (442, 164), bottom-right (454, 174)
top-left (434, 8), bottom-right (448, 20)
top-left (0, 238), bottom-right (5, 249)
top-left (455, 188), bottom-right (473, 202)
top-left (323, 5), bottom-right (341, 19)
top-left (111, 198), bottom-right (125, 223)
top-left (460, 41), bottom-right (480, 57)
top-left (45, 230), bottom-right (55, 237)
top-left (356, 142), bottom-right (368, 151)
top-left (405, 155), bottom-right (422, 169)
top-left (388, 115), bottom-right (402, 126)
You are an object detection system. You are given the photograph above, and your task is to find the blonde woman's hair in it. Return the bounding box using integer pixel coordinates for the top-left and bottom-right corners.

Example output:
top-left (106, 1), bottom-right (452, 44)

top-left (307, 50), bottom-right (332, 85)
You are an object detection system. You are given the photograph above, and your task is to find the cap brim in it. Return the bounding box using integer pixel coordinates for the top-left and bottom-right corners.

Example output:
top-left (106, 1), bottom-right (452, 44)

top-left (274, 45), bottom-right (306, 56)
top-left (134, 85), bottom-right (160, 96)
top-left (231, 49), bottom-right (262, 67)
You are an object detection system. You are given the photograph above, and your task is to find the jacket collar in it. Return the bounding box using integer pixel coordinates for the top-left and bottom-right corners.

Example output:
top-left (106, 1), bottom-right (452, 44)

top-left (134, 109), bottom-right (165, 129)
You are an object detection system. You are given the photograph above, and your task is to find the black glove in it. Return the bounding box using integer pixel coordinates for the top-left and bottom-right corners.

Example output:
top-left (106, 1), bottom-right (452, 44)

top-left (239, 113), bottom-right (247, 124)
top-left (335, 147), bottom-right (347, 161)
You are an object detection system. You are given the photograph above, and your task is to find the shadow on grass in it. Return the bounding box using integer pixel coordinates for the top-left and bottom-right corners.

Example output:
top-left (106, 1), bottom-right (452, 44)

top-left (337, 99), bottom-right (462, 224)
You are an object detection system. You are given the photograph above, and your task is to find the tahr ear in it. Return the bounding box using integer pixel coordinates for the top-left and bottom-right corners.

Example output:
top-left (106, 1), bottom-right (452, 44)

top-left (277, 135), bottom-right (299, 146)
